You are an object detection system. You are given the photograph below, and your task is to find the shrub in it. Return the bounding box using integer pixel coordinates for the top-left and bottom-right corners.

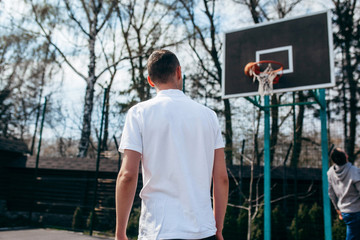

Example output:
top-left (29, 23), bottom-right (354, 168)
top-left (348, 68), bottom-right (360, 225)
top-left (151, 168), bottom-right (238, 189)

top-left (251, 206), bottom-right (264, 240)
top-left (250, 204), bottom-right (286, 240)
top-left (289, 203), bottom-right (324, 240)
top-left (308, 203), bottom-right (323, 239)
top-left (289, 204), bottom-right (311, 240)
top-left (0, 214), bottom-right (28, 228)
top-left (237, 208), bottom-right (249, 240)
top-left (72, 207), bottom-right (84, 230)
top-left (97, 197), bottom-right (116, 231)
top-left (332, 217), bottom-right (346, 240)
top-left (86, 211), bottom-right (99, 230)
top-left (223, 207), bottom-right (242, 240)
top-left (271, 205), bottom-right (286, 240)
top-left (127, 207), bottom-right (141, 238)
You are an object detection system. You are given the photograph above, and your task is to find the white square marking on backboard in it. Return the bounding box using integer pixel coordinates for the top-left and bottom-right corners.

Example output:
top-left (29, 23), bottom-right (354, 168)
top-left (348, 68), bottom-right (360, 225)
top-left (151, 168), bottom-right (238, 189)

top-left (256, 45), bottom-right (294, 74)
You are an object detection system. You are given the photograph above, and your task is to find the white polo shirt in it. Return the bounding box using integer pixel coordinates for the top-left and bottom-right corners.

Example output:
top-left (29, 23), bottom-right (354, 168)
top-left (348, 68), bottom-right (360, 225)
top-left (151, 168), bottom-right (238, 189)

top-left (119, 89), bottom-right (224, 240)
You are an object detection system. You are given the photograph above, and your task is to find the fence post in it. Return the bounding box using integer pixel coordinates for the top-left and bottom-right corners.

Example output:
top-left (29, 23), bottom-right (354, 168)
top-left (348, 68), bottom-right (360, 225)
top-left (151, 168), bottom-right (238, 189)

top-left (89, 88), bottom-right (107, 236)
top-left (292, 92), bottom-right (298, 240)
top-left (264, 95), bottom-right (271, 240)
top-left (29, 96), bottom-right (47, 223)
top-left (113, 135), bottom-right (122, 172)
top-left (320, 89), bottom-right (332, 240)
top-left (239, 139), bottom-right (245, 205)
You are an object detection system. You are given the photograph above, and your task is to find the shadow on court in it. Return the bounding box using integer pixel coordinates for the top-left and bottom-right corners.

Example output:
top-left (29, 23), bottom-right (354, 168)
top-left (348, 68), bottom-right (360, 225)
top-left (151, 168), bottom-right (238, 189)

top-left (0, 228), bottom-right (113, 240)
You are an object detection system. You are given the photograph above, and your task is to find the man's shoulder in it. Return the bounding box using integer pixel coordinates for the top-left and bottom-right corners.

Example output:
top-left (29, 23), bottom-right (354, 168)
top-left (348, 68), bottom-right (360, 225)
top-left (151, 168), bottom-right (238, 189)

top-left (349, 164), bottom-right (360, 176)
top-left (130, 95), bottom-right (218, 118)
top-left (327, 165), bottom-right (335, 176)
top-left (350, 163), bottom-right (360, 170)
top-left (127, 103), bottom-right (141, 114)
top-left (187, 98), bottom-right (216, 114)
top-left (129, 98), bottom-right (157, 111)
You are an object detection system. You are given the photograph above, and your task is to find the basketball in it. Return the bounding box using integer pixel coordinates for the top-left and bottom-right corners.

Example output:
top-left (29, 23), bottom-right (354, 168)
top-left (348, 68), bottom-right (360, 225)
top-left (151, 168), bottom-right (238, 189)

top-left (244, 62), bottom-right (260, 77)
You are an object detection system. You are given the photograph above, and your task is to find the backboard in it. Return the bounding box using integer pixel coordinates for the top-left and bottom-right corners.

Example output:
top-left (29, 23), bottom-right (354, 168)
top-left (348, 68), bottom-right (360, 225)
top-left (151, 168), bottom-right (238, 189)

top-left (222, 11), bottom-right (335, 98)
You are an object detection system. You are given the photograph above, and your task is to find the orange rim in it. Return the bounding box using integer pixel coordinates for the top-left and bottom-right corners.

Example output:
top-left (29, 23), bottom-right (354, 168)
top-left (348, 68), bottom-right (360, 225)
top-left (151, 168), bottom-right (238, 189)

top-left (244, 60), bottom-right (284, 84)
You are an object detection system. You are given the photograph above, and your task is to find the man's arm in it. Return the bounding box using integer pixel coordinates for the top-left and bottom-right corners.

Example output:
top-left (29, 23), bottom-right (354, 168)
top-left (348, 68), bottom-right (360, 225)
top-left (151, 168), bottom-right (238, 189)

top-left (115, 150), bottom-right (141, 240)
top-left (328, 177), bottom-right (342, 220)
top-left (212, 148), bottom-right (229, 240)
top-left (355, 181), bottom-right (360, 193)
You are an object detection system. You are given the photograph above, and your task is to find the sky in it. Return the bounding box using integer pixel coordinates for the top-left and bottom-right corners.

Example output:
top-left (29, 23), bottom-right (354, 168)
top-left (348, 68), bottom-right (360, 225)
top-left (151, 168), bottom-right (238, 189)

top-left (1, 0), bottom-right (336, 143)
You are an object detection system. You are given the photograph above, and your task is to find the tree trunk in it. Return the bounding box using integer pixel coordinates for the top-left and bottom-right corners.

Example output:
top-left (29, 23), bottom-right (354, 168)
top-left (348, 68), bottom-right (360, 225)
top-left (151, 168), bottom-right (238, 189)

top-left (290, 92), bottom-right (305, 167)
top-left (77, 13), bottom-right (98, 157)
top-left (78, 82), bottom-right (95, 157)
top-left (270, 95), bottom-right (279, 164)
top-left (224, 98), bottom-right (233, 165)
top-left (334, 0), bottom-right (358, 162)
top-left (255, 109), bottom-right (262, 166)
top-left (342, 61), bottom-right (348, 153)
top-left (345, 41), bottom-right (356, 163)
top-left (102, 89), bottom-right (110, 151)
top-left (247, 143), bottom-right (255, 240)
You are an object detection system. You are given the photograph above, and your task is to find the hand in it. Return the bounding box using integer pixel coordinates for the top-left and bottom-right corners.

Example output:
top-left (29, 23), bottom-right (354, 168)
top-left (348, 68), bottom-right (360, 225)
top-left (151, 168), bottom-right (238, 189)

top-left (216, 231), bottom-right (224, 240)
top-left (336, 210), bottom-right (343, 220)
top-left (115, 234), bottom-right (128, 240)
top-left (115, 237), bottom-right (128, 240)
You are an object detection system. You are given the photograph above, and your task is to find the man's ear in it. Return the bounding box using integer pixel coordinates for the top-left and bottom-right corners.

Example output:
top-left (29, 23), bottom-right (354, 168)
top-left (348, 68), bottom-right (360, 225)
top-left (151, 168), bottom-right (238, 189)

top-left (176, 66), bottom-right (182, 80)
top-left (147, 76), bottom-right (155, 87)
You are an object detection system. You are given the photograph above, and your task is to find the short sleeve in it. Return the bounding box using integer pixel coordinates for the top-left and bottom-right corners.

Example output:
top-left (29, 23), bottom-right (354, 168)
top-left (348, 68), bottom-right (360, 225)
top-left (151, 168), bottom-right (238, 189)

top-left (118, 106), bottom-right (143, 154)
top-left (212, 111), bottom-right (225, 150)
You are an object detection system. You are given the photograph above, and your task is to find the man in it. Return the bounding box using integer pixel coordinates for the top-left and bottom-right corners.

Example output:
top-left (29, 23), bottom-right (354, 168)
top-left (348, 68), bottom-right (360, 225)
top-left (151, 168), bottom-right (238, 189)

top-left (115, 50), bottom-right (229, 240)
top-left (328, 148), bottom-right (360, 240)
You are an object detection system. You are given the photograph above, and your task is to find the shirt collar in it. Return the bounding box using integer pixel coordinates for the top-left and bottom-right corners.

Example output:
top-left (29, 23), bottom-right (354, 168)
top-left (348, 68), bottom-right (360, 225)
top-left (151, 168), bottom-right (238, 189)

top-left (156, 89), bottom-right (185, 98)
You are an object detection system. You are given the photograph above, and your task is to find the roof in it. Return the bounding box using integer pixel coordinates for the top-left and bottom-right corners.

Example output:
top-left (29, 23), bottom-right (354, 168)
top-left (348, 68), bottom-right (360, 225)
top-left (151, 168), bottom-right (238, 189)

top-left (0, 137), bottom-right (30, 154)
top-left (25, 156), bottom-right (322, 180)
top-left (227, 165), bottom-right (322, 181)
top-left (26, 156), bottom-right (120, 172)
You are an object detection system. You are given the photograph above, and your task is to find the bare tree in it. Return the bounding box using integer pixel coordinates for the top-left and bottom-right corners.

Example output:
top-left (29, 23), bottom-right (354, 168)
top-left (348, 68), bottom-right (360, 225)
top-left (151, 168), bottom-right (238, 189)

top-left (228, 139), bottom-right (314, 240)
top-left (233, 0), bottom-right (304, 167)
top-left (96, 15), bottom-right (127, 152)
top-left (0, 13), bottom-right (58, 141)
top-left (170, 0), bottom-right (234, 165)
top-left (29, 0), bottom-right (123, 157)
top-left (116, 0), bottom-right (183, 103)
top-left (332, 0), bottom-right (360, 163)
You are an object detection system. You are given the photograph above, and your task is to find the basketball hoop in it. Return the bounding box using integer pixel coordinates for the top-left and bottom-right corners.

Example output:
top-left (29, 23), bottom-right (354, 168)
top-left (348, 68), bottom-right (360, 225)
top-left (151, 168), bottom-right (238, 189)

top-left (244, 61), bottom-right (283, 96)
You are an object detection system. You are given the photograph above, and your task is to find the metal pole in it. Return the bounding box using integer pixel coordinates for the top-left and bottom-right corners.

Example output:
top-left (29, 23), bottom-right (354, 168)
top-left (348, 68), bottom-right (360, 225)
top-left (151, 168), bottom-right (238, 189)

top-left (240, 139), bottom-right (245, 204)
top-left (264, 95), bottom-right (271, 240)
top-left (319, 89), bottom-right (332, 240)
top-left (89, 88), bottom-right (107, 236)
top-left (35, 97), bottom-right (47, 172)
top-left (113, 135), bottom-right (122, 172)
top-left (30, 93), bottom-right (42, 155)
top-left (283, 142), bottom-right (292, 214)
top-left (30, 96), bottom-right (47, 223)
top-left (182, 75), bottom-right (186, 93)
top-left (292, 93), bottom-right (298, 240)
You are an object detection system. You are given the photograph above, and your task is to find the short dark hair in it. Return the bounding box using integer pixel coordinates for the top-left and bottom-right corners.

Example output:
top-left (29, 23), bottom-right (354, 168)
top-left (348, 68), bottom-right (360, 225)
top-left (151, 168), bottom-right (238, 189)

top-left (330, 148), bottom-right (347, 166)
top-left (147, 50), bottom-right (180, 84)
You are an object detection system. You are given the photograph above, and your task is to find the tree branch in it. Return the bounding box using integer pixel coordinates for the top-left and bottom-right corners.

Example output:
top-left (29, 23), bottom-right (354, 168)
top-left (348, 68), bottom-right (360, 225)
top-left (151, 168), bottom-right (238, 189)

top-left (96, 0), bottom-right (118, 33)
top-left (64, 0), bottom-right (90, 37)
top-left (30, 1), bottom-right (87, 80)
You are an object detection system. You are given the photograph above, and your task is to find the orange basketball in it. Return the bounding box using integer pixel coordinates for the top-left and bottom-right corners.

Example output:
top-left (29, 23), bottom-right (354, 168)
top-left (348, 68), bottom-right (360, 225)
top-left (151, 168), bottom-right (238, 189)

top-left (244, 62), bottom-right (260, 77)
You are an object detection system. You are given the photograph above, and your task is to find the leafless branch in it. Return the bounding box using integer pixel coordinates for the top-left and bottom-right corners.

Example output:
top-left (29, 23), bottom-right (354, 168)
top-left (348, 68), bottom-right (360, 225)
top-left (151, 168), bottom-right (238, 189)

top-left (64, 0), bottom-right (90, 37)
top-left (96, 1), bottom-right (118, 33)
top-left (30, 1), bottom-right (87, 80)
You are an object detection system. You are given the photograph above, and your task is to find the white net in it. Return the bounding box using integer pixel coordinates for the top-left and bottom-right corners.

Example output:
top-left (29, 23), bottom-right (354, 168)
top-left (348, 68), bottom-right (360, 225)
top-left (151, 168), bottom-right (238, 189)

top-left (250, 63), bottom-right (277, 96)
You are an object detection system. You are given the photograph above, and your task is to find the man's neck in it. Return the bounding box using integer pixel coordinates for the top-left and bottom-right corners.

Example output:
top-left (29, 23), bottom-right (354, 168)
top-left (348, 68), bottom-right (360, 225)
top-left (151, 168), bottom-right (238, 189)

top-left (155, 83), bottom-right (182, 92)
